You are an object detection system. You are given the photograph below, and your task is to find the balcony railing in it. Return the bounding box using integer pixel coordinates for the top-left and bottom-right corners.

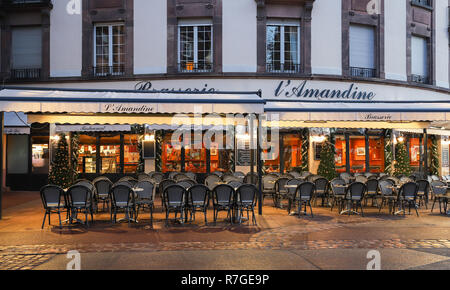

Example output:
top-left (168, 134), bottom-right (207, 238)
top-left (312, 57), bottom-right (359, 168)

top-left (411, 0), bottom-right (432, 8)
top-left (0, 0), bottom-right (52, 7)
top-left (350, 67), bottom-right (377, 78)
top-left (266, 63), bottom-right (301, 73)
top-left (10, 68), bottom-right (41, 80)
top-left (411, 74), bottom-right (429, 84)
top-left (178, 62), bottom-right (213, 73)
top-left (93, 65), bottom-right (125, 77)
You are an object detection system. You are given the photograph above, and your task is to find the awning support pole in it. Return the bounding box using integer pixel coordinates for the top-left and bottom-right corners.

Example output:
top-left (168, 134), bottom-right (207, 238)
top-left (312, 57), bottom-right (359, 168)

top-left (257, 114), bottom-right (263, 215)
top-left (423, 129), bottom-right (428, 175)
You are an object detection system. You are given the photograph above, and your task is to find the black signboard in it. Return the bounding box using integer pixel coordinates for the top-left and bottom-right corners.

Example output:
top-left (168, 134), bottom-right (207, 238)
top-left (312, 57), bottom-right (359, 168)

top-left (143, 140), bottom-right (155, 159)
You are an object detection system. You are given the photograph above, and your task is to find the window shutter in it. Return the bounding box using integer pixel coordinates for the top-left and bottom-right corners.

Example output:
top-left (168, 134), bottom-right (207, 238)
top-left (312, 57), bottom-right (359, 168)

top-left (349, 25), bottom-right (375, 69)
top-left (11, 27), bottom-right (42, 69)
top-left (411, 36), bottom-right (428, 77)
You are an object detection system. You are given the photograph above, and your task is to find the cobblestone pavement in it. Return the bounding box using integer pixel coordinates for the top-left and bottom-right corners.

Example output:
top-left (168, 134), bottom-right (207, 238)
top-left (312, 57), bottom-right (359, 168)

top-left (0, 254), bottom-right (56, 270)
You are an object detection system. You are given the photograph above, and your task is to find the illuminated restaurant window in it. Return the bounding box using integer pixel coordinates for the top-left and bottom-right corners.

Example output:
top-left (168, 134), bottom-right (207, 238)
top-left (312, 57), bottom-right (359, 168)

top-left (282, 134), bottom-right (302, 172)
top-left (78, 134), bottom-right (97, 174)
top-left (264, 132), bottom-right (280, 173)
top-left (162, 133), bottom-right (182, 173)
top-left (123, 134), bottom-right (139, 173)
top-left (184, 133), bottom-right (207, 174)
top-left (368, 136), bottom-right (384, 173)
top-left (31, 136), bottom-right (49, 174)
top-left (100, 134), bottom-right (121, 174)
top-left (335, 135), bottom-right (347, 173)
top-left (210, 134), bottom-right (232, 173)
top-left (349, 136), bottom-right (366, 173)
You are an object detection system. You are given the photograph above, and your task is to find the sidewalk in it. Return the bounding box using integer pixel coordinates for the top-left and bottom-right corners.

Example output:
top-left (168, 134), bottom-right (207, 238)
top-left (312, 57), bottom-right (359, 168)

top-left (0, 191), bottom-right (449, 270)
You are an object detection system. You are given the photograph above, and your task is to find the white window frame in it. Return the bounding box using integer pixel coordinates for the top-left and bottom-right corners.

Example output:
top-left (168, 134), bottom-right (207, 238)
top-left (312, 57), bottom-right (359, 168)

top-left (177, 19), bottom-right (214, 72)
top-left (93, 23), bottom-right (125, 75)
top-left (266, 19), bottom-right (301, 73)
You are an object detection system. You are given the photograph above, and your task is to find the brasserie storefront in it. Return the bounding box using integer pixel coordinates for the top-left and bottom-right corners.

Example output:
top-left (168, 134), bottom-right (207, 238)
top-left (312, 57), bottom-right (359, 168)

top-left (1, 78), bottom-right (450, 191)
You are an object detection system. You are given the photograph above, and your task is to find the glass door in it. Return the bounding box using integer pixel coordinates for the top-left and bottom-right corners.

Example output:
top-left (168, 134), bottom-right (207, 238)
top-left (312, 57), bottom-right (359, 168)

top-left (349, 136), bottom-right (366, 173)
top-left (335, 135), bottom-right (346, 173)
top-left (100, 134), bottom-right (121, 174)
top-left (282, 134), bottom-right (302, 172)
top-left (78, 134), bottom-right (97, 174)
top-left (123, 134), bottom-right (139, 173)
top-left (162, 133), bottom-right (182, 172)
top-left (368, 136), bottom-right (384, 173)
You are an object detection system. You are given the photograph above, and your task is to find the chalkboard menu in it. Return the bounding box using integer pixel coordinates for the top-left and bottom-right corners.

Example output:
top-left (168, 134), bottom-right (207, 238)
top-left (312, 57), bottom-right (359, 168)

top-left (236, 139), bottom-right (251, 166)
top-left (442, 148), bottom-right (449, 168)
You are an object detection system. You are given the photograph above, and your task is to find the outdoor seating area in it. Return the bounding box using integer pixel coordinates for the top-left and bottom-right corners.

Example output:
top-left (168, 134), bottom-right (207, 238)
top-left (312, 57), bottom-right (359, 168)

top-left (40, 170), bottom-right (450, 230)
top-left (263, 171), bottom-right (450, 218)
top-left (39, 171), bottom-right (259, 229)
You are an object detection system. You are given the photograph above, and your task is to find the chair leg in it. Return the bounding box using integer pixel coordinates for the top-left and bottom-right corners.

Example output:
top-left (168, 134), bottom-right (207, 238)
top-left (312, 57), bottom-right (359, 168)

top-left (58, 211), bottom-right (62, 229)
top-left (309, 201), bottom-right (314, 217)
top-left (41, 212), bottom-right (47, 229)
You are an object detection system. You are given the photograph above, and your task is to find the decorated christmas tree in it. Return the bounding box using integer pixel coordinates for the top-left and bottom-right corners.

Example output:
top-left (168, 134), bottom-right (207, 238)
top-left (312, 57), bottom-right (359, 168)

top-left (394, 141), bottom-right (412, 176)
top-left (48, 134), bottom-right (73, 188)
top-left (317, 139), bottom-right (337, 180)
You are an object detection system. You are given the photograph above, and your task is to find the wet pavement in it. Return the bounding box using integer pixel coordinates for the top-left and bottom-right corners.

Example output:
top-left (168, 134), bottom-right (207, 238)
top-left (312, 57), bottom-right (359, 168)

top-left (0, 191), bottom-right (449, 270)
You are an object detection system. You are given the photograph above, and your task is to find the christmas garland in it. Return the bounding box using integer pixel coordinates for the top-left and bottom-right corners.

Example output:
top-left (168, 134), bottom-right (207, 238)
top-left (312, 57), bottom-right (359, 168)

top-left (300, 128), bottom-right (309, 172)
top-left (429, 135), bottom-right (440, 176)
top-left (384, 129), bottom-right (393, 175)
top-left (131, 125), bottom-right (145, 174)
top-left (155, 130), bottom-right (163, 172)
top-left (70, 132), bottom-right (80, 182)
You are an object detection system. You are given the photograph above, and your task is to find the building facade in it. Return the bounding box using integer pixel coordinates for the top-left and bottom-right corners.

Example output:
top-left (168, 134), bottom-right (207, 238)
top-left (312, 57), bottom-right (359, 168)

top-left (0, 0), bottom-right (449, 190)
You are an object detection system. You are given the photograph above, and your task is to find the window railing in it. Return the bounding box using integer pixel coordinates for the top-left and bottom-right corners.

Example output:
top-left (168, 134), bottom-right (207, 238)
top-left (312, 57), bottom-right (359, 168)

top-left (266, 63), bottom-right (301, 73)
top-left (93, 65), bottom-right (125, 77)
top-left (10, 68), bottom-right (41, 80)
top-left (178, 62), bottom-right (213, 73)
top-left (350, 67), bottom-right (377, 78)
top-left (1, 0), bottom-right (52, 6)
top-left (411, 74), bottom-right (429, 84)
top-left (411, 0), bottom-right (432, 8)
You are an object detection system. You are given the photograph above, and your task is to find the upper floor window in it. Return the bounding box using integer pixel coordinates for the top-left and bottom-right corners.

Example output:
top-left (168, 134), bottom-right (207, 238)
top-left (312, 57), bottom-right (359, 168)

top-left (411, 35), bottom-right (429, 84)
top-left (349, 24), bottom-right (376, 78)
top-left (11, 26), bottom-right (42, 80)
top-left (266, 20), bottom-right (300, 73)
top-left (93, 23), bottom-right (125, 77)
top-left (178, 19), bottom-right (213, 73)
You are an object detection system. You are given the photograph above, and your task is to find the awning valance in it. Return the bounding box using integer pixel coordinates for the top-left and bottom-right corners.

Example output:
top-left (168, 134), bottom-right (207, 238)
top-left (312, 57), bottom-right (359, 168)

top-left (266, 101), bottom-right (450, 122)
top-left (0, 88), bottom-right (265, 114)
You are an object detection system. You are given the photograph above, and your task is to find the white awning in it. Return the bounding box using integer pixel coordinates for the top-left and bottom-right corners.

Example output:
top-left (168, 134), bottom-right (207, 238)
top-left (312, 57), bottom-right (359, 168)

top-left (0, 88), bottom-right (265, 114)
top-left (266, 101), bottom-right (450, 122)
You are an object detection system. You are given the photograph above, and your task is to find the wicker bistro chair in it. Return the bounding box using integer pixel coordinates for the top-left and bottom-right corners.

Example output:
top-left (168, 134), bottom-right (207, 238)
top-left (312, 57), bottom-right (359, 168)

top-left (244, 172), bottom-right (259, 186)
top-left (177, 179), bottom-right (196, 189)
top-left (40, 185), bottom-right (69, 229)
top-left (274, 177), bottom-right (290, 208)
top-left (163, 184), bottom-right (187, 226)
top-left (228, 180), bottom-right (243, 189)
top-left (159, 179), bottom-right (176, 207)
top-left (378, 180), bottom-right (397, 214)
top-left (173, 173), bottom-right (189, 182)
top-left (313, 178), bottom-right (329, 207)
top-left (93, 178), bottom-right (113, 212)
top-left (110, 184), bottom-right (136, 225)
top-left (342, 182), bottom-right (367, 216)
top-left (431, 181), bottom-right (449, 214)
top-left (150, 172), bottom-right (164, 183)
top-left (355, 175), bottom-right (368, 184)
top-left (212, 184), bottom-right (235, 224)
top-left (262, 174), bottom-right (278, 205)
top-left (286, 179), bottom-right (304, 214)
top-left (235, 184), bottom-right (258, 225)
top-left (294, 182), bottom-right (315, 217)
top-left (185, 172), bottom-right (197, 182)
top-left (187, 185), bottom-right (210, 224)
top-left (396, 182), bottom-right (419, 216)
top-left (67, 184), bottom-right (94, 226)
top-left (205, 174), bottom-right (222, 191)
top-left (223, 174), bottom-right (242, 184)
top-left (416, 179), bottom-right (430, 208)
top-left (233, 171), bottom-right (245, 178)
top-left (134, 181), bottom-right (155, 227)
top-left (364, 179), bottom-right (379, 207)
top-left (137, 173), bottom-right (150, 181)
top-left (329, 178), bottom-right (346, 212)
